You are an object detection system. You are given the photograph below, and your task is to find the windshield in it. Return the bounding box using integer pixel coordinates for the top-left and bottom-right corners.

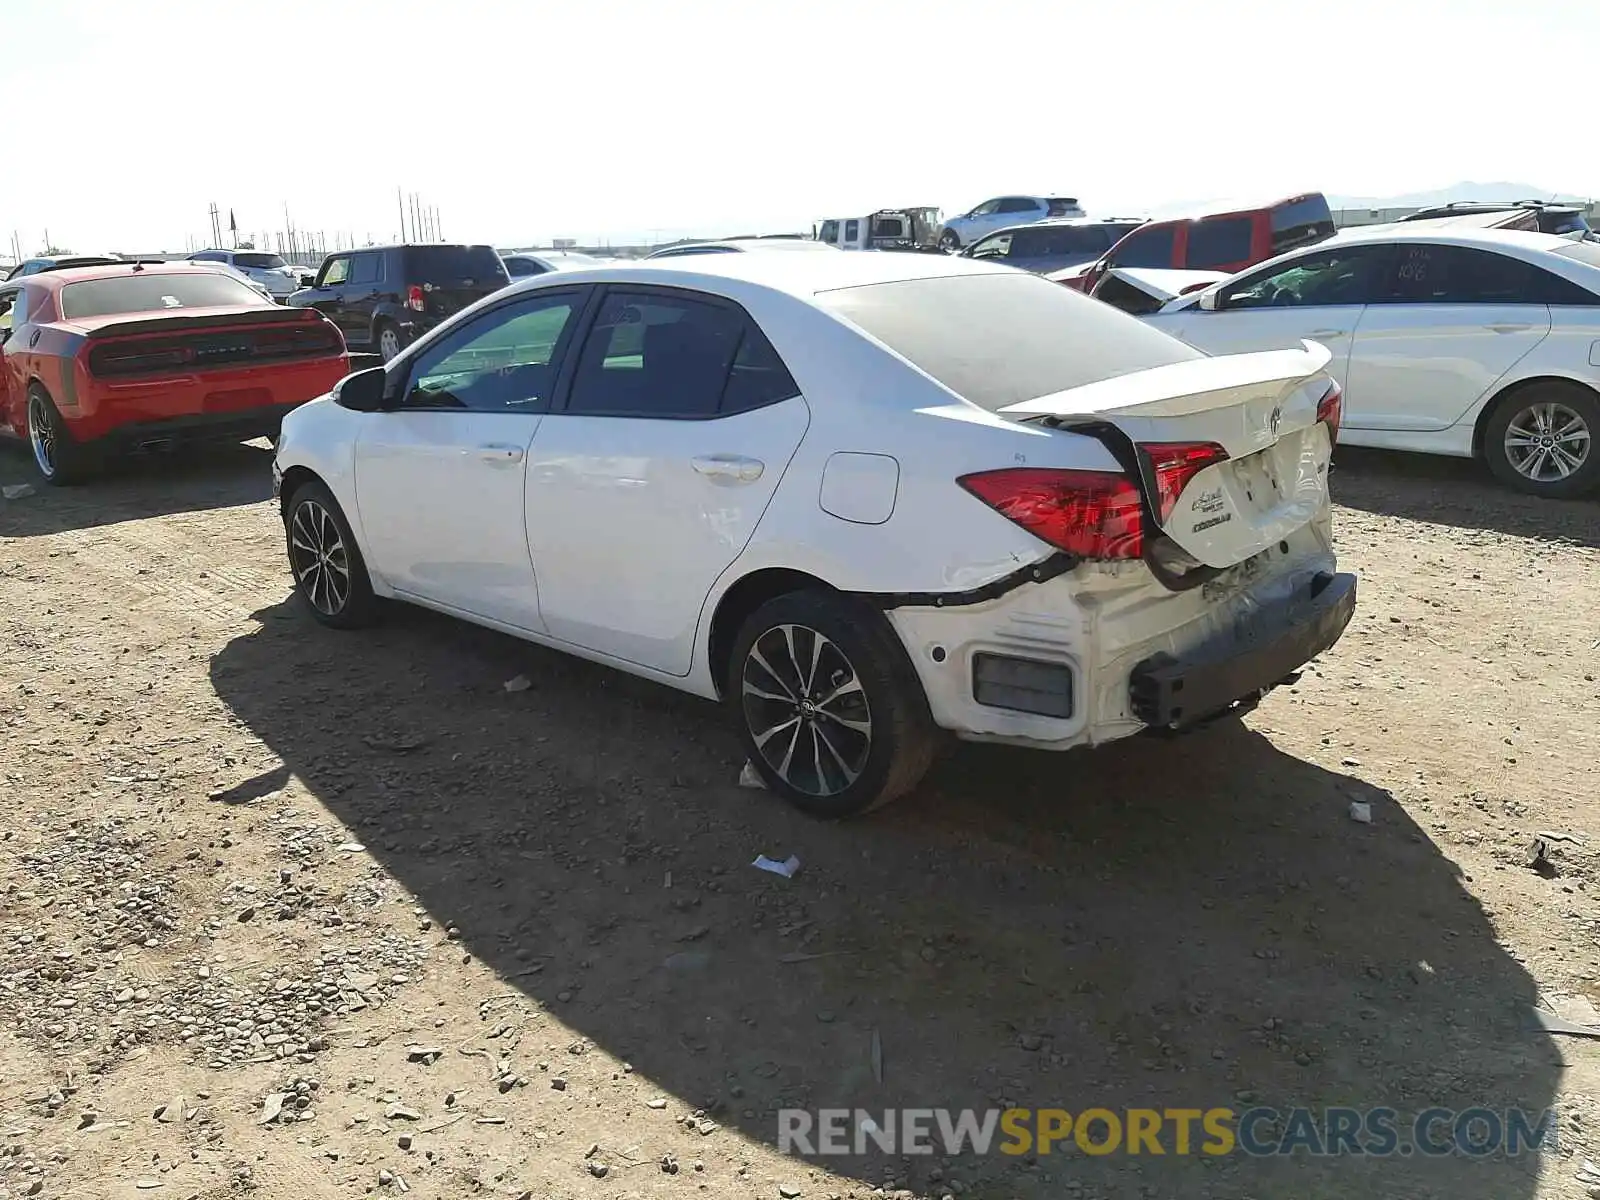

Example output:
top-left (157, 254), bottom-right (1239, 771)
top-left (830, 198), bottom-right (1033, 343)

top-left (60, 272), bottom-right (265, 319)
top-left (818, 271), bottom-right (1200, 412)
top-left (233, 252), bottom-right (288, 269)
top-left (402, 245), bottom-right (509, 283)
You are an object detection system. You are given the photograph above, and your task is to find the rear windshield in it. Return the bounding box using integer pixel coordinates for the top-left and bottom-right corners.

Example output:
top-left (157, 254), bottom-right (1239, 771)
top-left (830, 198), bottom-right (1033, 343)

top-left (1270, 195), bottom-right (1336, 254)
top-left (1045, 198), bottom-right (1080, 215)
top-left (818, 271), bottom-right (1200, 412)
top-left (233, 252), bottom-right (288, 269)
top-left (402, 245), bottom-right (510, 284)
top-left (60, 272), bottom-right (265, 319)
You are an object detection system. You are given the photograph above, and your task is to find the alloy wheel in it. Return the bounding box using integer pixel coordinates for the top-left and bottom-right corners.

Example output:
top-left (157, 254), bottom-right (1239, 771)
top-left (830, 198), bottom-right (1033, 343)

top-left (379, 328), bottom-right (402, 362)
top-left (288, 499), bottom-right (352, 617)
top-left (1503, 401), bottom-right (1591, 483)
top-left (27, 395), bottom-right (56, 479)
top-left (741, 624), bottom-right (872, 798)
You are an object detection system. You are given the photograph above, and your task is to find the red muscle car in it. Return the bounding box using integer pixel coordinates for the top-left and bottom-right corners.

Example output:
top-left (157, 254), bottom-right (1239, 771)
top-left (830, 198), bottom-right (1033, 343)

top-left (0, 262), bottom-right (350, 484)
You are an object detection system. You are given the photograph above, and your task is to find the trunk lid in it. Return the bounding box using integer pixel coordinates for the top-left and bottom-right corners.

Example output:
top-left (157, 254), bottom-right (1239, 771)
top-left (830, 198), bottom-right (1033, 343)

top-left (999, 342), bottom-right (1335, 569)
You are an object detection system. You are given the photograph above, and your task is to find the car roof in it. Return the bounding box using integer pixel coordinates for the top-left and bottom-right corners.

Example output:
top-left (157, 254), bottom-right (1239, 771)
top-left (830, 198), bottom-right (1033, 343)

top-left (24, 262), bottom-right (234, 289)
top-left (649, 240), bottom-right (834, 257)
top-left (516, 246), bottom-right (1010, 297)
top-left (1328, 224), bottom-right (1575, 253)
top-left (980, 216), bottom-right (1146, 237)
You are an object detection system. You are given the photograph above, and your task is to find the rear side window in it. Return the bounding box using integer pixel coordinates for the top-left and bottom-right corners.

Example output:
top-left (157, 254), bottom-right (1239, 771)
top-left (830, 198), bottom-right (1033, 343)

top-left (1270, 195), bottom-right (1336, 254)
top-left (402, 245), bottom-right (509, 285)
top-left (819, 272), bottom-right (1201, 413)
top-left (60, 272), bottom-right (265, 318)
top-left (1108, 224), bottom-right (1176, 269)
top-left (348, 253), bottom-right (381, 286)
top-left (565, 291), bottom-right (797, 419)
top-left (844, 220), bottom-right (860, 242)
top-left (1185, 217), bottom-right (1253, 269)
top-left (999, 197), bottom-right (1041, 215)
top-left (1376, 244), bottom-right (1589, 305)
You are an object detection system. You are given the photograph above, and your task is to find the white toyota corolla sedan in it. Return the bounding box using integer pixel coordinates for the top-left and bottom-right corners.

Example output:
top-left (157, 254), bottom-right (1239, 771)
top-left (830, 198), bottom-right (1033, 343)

top-left (272, 250), bottom-right (1356, 817)
top-left (1141, 226), bottom-right (1600, 498)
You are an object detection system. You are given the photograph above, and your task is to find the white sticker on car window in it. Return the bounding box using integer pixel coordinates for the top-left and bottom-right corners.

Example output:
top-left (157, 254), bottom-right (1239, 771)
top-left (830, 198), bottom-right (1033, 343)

top-left (162, 295), bottom-right (182, 307)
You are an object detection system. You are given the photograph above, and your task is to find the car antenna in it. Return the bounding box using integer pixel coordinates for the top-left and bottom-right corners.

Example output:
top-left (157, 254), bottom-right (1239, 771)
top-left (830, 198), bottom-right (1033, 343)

top-left (131, 261), bottom-right (145, 273)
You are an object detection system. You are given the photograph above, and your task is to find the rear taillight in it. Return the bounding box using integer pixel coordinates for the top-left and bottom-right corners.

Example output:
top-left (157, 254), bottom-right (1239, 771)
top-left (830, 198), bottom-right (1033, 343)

top-left (957, 468), bottom-right (1145, 560)
top-left (1316, 381), bottom-right (1342, 445)
top-left (406, 285), bottom-right (426, 312)
top-left (1143, 441), bottom-right (1229, 521)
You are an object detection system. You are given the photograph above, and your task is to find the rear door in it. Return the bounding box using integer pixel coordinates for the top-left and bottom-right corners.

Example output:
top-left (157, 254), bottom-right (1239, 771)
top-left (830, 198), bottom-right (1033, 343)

top-left (1148, 243), bottom-right (1392, 393)
top-left (344, 251), bottom-right (383, 341)
top-left (524, 286), bottom-right (809, 676)
top-left (1343, 243), bottom-right (1552, 431)
top-left (352, 288), bottom-right (587, 629)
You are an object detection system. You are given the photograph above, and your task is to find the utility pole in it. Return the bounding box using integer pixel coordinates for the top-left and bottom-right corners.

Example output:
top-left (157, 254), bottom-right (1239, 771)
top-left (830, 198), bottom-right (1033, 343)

top-left (397, 188), bottom-right (407, 242)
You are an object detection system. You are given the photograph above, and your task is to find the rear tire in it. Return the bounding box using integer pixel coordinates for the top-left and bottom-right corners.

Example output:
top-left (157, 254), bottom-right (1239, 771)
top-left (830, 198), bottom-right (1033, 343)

top-left (26, 385), bottom-right (96, 486)
top-left (284, 479), bottom-right (379, 629)
top-left (1483, 382), bottom-right (1600, 498)
top-left (727, 590), bottom-right (937, 819)
top-left (376, 321), bottom-right (404, 364)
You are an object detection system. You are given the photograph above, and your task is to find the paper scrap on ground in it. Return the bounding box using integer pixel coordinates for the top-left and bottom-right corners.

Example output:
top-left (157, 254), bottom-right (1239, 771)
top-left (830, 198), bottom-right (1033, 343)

top-left (738, 761), bottom-right (766, 789)
top-left (1348, 800), bottom-right (1372, 824)
top-left (503, 674), bottom-right (532, 693)
top-left (2, 484), bottom-right (35, 500)
top-left (752, 855), bottom-right (801, 879)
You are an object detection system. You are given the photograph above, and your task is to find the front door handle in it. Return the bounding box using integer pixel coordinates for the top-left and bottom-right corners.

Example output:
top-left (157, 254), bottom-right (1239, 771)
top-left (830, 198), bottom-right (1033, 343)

top-left (1309, 328), bottom-right (1347, 338)
top-left (692, 453), bottom-right (764, 483)
top-left (1487, 322), bottom-right (1532, 333)
top-left (478, 443), bottom-right (525, 466)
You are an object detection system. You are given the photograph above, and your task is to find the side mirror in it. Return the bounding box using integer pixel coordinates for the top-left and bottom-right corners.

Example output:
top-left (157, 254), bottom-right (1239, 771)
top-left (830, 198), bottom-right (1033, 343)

top-left (332, 366), bottom-right (388, 413)
top-left (1198, 290), bottom-right (1220, 312)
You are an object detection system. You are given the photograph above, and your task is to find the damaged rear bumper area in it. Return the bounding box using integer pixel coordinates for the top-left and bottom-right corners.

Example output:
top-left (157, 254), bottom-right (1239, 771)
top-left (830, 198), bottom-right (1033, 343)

top-left (1129, 571), bottom-right (1357, 730)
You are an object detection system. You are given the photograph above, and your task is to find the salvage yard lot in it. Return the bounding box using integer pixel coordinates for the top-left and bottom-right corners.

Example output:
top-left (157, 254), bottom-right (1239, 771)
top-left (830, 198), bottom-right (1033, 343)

top-left (1, 445), bottom-right (1598, 1200)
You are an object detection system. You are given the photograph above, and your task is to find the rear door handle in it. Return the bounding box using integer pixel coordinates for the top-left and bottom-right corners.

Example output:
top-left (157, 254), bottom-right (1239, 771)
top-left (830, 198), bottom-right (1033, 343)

top-left (1487, 322), bottom-right (1532, 333)
top-left (692, 453), bottom-right (764, 483)
top-left (478, 443), bottom-right (525, 466)
top-left (1309, 328), bottom-right (1347, 338)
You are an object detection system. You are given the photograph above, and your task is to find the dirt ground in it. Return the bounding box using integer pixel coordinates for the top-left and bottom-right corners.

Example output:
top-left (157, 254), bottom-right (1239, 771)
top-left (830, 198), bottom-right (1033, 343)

top-left (1, 441), bottom-right (1598, 1200)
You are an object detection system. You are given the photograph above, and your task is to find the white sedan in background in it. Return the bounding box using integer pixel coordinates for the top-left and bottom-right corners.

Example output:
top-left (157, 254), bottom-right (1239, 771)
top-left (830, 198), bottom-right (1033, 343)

top-left (273, 252), bottom-right (1353, 817)
top-left (1143, 226), bottom-right (1600, 497)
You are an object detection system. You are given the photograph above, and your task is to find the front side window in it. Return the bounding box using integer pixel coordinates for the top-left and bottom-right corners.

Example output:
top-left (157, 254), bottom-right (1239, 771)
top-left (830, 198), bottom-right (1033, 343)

top-left (1184, 217), bottom-right (1254, 269)
top-left (403, 293), bottom-right (578, 412)
top-left (320, 257), bottom-right (351, 287)
top-left (817, 221), bottom-right (840, 244)
top-left (1107, 224), bottom-right (1176, 269)
top-left (969, 199), bottom-right (1001, 217)
top-left (59, 272), bottom-right (265, 319)
top-left (1221, 245), bottom-right (1387, 310)
top-left (0, 288), bottom-right (19, 336)
top-left (968, 233), bottom-right (1015, 261)
top-left (565, 291), bottom-right (791, 419)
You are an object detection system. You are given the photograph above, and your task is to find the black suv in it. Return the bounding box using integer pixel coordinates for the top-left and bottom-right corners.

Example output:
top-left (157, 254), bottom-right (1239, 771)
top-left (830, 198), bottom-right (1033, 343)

top-left (1400, 201), bottom-right (1592, 237)
top-left (288, 243), bottom-right (510, 362)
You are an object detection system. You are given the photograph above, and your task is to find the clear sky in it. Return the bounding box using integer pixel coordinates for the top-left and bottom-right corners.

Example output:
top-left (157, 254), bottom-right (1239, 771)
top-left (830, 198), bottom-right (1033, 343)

top-left (3, 0), bottom-right (1595, 254)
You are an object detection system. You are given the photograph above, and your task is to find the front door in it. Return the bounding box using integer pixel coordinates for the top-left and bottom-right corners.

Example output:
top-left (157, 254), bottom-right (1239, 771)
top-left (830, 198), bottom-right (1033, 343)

top-left (353, 288), bottom-right (587, 629)
top-left (525, 286), bottom-right (809, 676)
top-left (308, 254), bottom-right (356, 342)
top-left (1344, 243), bottom-right (1552, 432)
top-left (1150, 243), bottom-right (1392, 400)
top-left (0, 286), bottom-right (19, 433)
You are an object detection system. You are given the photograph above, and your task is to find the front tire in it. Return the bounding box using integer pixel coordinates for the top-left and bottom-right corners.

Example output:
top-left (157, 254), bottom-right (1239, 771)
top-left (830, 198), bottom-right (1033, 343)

top-left (938, 230), bottom-right (961, 253)
top-left (284, 480), bottom-right (379, 628)
top-left (1484, 383), bottom-right (1600, 498)
top-left (26, 385), bottom-right (96, 486)
top-left (728, 590), bottom-right (937, 819)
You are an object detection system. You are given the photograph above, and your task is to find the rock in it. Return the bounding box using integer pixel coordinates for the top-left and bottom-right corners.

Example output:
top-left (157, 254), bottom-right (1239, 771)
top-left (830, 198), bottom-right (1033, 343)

top-left (397, 1134), bottom-right (413, 1150)
top-left (237, 907), bottom-right (256, 922)
top-left (386, 1105), bottom-right (422, 1121)
top-left (646, 1097), bottom-right (668, 1109)
top-left (780, 1186), bottom-right (804, 1198)
top-left (114, 987), bottom-right (135, 1003)
top-left (258, 1094), bottom-right (289, 1125)
top-left (587, 1162), bottom-right (608, 1178)
top-left (1018, 1033), bottom-right (1044, 1052)
top-left (661, 1154), bottom-right (679, 1174)
top-left (77, 1111), bottom-right (99, 1129)
top-left (551, 1077), bottom-right (567, 1091)
top-left (155, 1095), bottom-right (183, 1123)
top-left (405, 1045), bottom-right (444, 1063)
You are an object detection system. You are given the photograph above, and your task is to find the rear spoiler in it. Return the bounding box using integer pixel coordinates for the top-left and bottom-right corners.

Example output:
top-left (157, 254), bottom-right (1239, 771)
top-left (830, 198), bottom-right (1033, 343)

top-left (80, 306), bottom-right (324, 341)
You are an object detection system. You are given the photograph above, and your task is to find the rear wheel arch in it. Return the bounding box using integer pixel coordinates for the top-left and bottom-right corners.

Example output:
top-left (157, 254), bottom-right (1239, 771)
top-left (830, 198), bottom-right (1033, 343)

top-left (1472, 375), bottom-right (1599, 458)
top-left (706, 567), bottom-right (839, 698)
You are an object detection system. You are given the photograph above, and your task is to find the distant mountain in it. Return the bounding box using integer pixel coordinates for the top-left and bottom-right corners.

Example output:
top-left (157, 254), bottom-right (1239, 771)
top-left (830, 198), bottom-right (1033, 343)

top-left (1329, 182), bottom-right (1593, 210)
